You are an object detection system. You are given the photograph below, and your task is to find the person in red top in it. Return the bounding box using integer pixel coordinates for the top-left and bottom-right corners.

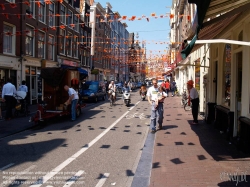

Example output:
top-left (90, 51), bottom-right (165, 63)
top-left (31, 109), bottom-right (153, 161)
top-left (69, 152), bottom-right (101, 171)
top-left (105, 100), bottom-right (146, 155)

top-left (164, 79), bottom-right (170, 96)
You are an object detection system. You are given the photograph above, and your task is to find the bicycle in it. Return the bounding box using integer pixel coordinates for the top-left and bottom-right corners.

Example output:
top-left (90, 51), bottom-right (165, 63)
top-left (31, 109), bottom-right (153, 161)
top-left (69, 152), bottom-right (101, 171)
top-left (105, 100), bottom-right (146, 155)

top-left (184, 98), bottom-right (192, 111)
top-left (109, 90), bottom-right (115, 107)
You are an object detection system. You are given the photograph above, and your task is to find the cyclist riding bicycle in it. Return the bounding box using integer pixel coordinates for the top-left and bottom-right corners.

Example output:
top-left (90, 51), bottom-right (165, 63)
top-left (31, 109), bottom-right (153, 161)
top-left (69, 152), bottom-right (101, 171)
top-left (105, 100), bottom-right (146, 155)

top-left (108, 81), bottom-right (116, 102)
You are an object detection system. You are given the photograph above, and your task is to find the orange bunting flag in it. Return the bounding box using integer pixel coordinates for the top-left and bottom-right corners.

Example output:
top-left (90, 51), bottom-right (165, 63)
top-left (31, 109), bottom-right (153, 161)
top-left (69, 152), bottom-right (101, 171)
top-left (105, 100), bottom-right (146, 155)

top-left (36, 2), bottom-right (41, 8)
top-left (131, 16), bottom-right (136, 21)
top-left (55, 14), bottom-right (60, 17)
top-left (70, 24), bottom-right (75, 28)
top-left (5, 32), bottom-right (12, 36)
top-left (42, 28), bottom-right (48, 32)
top-left (16, 31), bottom-right (21, 36)
top-left (45, 0), bottom-right (52, 4)
top-left (58, 0), bottom-right (63, 3)
top-left (187, 15), bottom-right (191, 21)
top-left (122, 16), bottom-right (127, 20)
top-left (151, 13), bottom-right (156, 17)
top-left (60, 25), bottom-right (66, 29)
top-left (24, 1), bottom-right (30, 6)
top-left (26, 14), bottom-right (32, 18)
top-left (51, 27), bottom-right (56, 31)
top-left (169, 14), bottom-right (174, 19)
top-left (10, 3), bottom-right (17, 8)
top-left (0, 4), bottom-right (5, 10)
top-left (3, 13), bottom-right (9, 19)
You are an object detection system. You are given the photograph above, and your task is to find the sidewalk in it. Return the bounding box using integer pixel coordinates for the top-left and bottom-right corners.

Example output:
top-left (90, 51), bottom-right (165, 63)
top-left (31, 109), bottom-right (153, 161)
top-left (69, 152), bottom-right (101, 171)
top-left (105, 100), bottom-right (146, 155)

top-left (0, 105), bottom-right (38, 139)
top-left (149, 96), bottom-right (250, 187)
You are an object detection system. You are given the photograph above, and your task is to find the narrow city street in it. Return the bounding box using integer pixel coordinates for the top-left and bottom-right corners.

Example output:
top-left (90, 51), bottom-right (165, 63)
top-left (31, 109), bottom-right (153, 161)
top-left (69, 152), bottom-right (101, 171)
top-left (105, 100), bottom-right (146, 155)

top-left (0, 92), bottom-right (151, 187)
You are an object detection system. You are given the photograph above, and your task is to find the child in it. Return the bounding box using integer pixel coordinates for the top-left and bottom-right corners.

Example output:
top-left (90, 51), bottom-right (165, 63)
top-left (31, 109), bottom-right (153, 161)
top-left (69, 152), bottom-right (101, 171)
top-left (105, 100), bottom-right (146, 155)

top-left (155, 86), bottom-right (167, 108)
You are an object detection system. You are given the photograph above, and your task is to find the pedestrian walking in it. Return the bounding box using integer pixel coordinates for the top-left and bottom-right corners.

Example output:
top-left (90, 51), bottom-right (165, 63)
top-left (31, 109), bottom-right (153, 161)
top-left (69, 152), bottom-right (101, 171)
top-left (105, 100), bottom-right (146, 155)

top-left (1, 78), bottom-right (16, 120)
top-left (18, 80), bottom-right (29, 112)
top-left (147, 78), bottom-right (167, 133)
top-left (165, 79), bottom-right (170, 96)
top-left (64, 85), bottom-right (79, 121)
top-left (171, 79), bottom-right (176, 96)
top-left (187, 80), bottom-right (199, 124)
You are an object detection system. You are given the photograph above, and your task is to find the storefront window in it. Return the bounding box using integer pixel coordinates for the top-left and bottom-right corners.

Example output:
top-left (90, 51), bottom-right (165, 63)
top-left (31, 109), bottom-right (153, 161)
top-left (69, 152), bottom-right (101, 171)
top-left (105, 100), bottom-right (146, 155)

top-left (222, 44), bottom-right (231, 107)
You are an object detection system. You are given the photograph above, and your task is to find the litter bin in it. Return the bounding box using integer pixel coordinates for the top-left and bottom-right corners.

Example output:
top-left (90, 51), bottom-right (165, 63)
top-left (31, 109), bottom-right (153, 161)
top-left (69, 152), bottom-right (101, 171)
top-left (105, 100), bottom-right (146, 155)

top-left (206, 102), bottom-right (216, 124)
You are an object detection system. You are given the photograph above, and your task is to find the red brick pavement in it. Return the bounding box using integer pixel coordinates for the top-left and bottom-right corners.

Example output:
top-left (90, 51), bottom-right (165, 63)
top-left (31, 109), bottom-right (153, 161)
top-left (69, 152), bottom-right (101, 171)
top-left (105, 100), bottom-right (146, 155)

top-left (149, 96), bottom-right (250, 187)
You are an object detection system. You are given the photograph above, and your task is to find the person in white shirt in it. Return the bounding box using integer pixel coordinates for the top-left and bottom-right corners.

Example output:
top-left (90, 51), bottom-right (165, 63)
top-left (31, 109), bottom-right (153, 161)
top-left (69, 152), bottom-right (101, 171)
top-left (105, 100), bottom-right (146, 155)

top-left (108, 81), bottom-right (116, 101)
top-left (187, 80), bottom-right (199, 124)
top-left (147, 78), bottom-right (167, 133)
top-left (64, 85), bottom-right (79, 121)
top-left (18, 80), bottom-right (28, 93)
top-left (2, 78), bottom-right (16, 120)
top-left (18, 80), bottom-right (29, 112)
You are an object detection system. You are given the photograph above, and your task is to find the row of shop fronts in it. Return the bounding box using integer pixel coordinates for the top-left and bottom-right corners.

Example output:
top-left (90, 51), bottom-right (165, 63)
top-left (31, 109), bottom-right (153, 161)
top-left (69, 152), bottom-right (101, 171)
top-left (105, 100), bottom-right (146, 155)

top-left (173, 10), bottom-right (250, 152)
top-left (0, 55), bottom-right (91, 107)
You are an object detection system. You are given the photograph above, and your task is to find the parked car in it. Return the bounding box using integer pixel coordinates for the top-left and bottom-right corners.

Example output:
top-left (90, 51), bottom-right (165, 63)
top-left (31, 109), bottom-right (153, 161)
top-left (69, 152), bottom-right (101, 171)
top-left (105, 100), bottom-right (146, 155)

top-left (80, 81), bottom-right (106, 102)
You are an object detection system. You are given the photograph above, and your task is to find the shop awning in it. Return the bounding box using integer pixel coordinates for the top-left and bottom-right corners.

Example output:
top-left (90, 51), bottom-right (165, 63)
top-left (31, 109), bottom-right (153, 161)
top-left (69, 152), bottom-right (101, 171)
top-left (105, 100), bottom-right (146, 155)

top-left (77, 68), bottom-right (88, 75)
top-left (182, 0), bottom-right (250, 59)
top-left (182, 1), bottom-right (250, 58)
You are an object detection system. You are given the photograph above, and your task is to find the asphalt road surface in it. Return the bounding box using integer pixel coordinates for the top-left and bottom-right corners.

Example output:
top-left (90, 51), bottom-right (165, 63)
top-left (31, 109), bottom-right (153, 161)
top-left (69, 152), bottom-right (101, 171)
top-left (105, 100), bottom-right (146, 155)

top-left (0, 92), bottom-right (152, 187)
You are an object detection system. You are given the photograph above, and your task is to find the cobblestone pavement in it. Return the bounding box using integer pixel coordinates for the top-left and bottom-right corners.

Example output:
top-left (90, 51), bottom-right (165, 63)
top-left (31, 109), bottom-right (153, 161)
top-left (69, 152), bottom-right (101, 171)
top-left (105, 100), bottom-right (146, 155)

top-left (149, 97), bottom-right (250, 187)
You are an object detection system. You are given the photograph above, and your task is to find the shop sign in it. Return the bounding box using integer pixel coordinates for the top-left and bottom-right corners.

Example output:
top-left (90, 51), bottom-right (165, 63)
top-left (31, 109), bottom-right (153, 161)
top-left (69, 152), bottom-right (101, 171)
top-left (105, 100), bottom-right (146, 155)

top-left (63, 60), bottom-right (79, 67)
top-left (0, 61), bottom-right (14, 68)
top-left (26, 60), bottom-right (41, 66)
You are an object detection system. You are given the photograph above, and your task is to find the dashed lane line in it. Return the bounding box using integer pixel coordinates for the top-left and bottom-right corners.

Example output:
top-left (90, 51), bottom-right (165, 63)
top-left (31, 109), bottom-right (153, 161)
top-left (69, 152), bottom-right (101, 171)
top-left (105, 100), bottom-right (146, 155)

top-left (95, 173), bottom-right (110, 187)
top-left (62, 170), bottom-right (85, 187)
top-left (30, 110), bottom-right (130, 187)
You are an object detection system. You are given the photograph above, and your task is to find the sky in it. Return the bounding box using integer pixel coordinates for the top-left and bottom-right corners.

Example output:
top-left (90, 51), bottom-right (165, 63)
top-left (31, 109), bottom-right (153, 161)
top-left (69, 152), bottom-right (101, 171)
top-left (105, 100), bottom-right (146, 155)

top-left (96, 0), bottom-right (172, 58)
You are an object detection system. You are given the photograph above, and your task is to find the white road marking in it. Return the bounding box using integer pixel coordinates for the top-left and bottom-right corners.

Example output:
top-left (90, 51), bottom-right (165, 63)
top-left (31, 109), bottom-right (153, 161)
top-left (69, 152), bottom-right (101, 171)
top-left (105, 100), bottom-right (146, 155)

top-left (30, 111), bottom-right (130, 187)
top-left (1, 165), bottom-right (36, 187)
top-left (62, 170), bottom-right (85, 187)
top-left (129, 101), bottom-right (140, 111)
top-left (95, 173), bottom-right (110, 187)
top-left (0, 163), bottom-right (14, 171)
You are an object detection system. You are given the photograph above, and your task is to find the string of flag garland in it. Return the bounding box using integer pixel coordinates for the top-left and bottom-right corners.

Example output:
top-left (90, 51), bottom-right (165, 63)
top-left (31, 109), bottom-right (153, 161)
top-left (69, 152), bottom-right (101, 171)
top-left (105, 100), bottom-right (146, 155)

top-left (0, 0), bottom-right (191, 22)
top-left (1, 0), bottom-right (180, 64)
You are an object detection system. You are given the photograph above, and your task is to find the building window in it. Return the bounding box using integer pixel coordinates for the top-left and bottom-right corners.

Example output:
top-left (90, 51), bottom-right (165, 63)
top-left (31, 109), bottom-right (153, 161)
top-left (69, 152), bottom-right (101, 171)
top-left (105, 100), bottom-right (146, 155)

top-left (74, 15), bottom-right (79, 32)
top-left (73, 36), bottom-right (78, 58)
top-left (60, 5), bottom-right (66, 24)
top-left (38, 32), bottom-right (45, 58)
top-left (3, 23), bottom-right (15, 55)
top-left (222, 44), bottom-right (231, 107)
top-left (49, 3), bottom-right (55, 27)
top-left (59, 29), bottom-right (65, 54)
top-left (25, 26), bottom-right (34, 56)
top-left (68, 10), bottom-right (73, 26)
top-left (48, 35), bottom-right (54, 60)
top-left (26, 0), bottom-right (34, 15)
top-left (67, 33), bottom-right (72, 56)
top-left (38, 0), bottom-right (46, 23)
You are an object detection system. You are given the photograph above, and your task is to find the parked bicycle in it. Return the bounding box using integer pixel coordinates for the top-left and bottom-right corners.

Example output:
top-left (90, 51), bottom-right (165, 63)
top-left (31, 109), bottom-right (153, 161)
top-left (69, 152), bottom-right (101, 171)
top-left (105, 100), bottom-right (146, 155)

top-left (181, 90), bottom-right (192, 111)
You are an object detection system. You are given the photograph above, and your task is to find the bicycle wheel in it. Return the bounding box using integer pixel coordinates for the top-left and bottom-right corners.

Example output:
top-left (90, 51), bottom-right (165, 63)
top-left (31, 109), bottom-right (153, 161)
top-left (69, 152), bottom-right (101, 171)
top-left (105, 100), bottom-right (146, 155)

top-left (184, 103), bottom-right (192, 111)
